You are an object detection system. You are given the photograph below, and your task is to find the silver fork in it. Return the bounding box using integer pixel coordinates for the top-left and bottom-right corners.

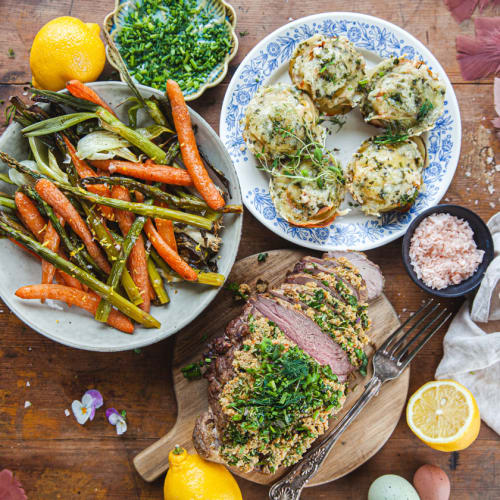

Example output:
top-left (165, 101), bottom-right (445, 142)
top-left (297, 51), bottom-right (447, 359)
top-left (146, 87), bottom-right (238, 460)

top-left (269, 299), bottom-right (452, 500)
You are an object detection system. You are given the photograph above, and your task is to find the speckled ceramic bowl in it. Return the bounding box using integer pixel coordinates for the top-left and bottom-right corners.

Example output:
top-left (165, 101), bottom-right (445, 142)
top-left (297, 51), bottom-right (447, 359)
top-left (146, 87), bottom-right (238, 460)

top-left (0, 82), bottom-right (242, 351)
top-left (103, 0), bottom-right (238, 100)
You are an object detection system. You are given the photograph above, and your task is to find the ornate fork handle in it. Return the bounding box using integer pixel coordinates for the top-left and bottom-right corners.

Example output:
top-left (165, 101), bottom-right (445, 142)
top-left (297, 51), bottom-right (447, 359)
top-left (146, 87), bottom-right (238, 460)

top-left (269, 376), bottom-right (382, 500)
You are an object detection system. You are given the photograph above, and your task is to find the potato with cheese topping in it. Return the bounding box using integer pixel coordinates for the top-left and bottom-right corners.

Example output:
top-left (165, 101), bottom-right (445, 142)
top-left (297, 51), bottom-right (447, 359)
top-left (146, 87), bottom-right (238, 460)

top-left (360, 57), bottom-right (445, 136)
top-left (242, 84), bottom-right (324, 162)
top-left (289, 34), bottom-right (366, 115)
top-left (270, 158), bottom-right (346, 227)
top-left (347, 136), bottom-right (427, 217)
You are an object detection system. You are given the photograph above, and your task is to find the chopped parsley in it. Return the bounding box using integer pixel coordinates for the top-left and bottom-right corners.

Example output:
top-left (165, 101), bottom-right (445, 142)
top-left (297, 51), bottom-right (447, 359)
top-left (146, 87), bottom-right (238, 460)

top-left (257, 252), bottom-right (268, 262)
top-left (224, 338), bottom-right (343, 445)
top-left (181, 361), bottom-right (203, 380)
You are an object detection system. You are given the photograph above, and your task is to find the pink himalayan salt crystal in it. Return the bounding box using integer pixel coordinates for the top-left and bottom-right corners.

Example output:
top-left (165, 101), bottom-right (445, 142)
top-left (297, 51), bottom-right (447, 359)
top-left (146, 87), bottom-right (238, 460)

top-left (409, 213), bottom-right (484, 290)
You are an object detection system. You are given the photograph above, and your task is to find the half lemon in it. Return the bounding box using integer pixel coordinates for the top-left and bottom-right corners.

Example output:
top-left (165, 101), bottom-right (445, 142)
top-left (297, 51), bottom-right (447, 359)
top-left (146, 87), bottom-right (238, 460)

top-left (406, 379), bottom-right (480, 452)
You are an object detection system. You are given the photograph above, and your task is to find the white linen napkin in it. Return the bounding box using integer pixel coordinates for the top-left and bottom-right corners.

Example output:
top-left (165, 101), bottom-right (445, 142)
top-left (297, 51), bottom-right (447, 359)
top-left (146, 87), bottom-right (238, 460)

top-left (435, 213), bottom-right (500, 435)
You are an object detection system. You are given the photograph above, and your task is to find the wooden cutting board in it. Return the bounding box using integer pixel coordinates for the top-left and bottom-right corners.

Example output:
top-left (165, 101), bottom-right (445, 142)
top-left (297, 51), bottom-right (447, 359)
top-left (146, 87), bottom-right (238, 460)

top-left (133, 249), bottom-right (408, 487)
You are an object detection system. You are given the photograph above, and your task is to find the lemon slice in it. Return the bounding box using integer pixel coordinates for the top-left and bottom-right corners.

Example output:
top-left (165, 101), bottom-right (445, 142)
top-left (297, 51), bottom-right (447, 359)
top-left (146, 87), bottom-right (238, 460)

top-left (406, 380), bottom-right (480, 452)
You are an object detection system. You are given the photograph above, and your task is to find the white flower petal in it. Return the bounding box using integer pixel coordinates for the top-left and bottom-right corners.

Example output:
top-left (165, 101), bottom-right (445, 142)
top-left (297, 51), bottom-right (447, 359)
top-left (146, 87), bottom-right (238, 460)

top-left (81, 393), bottom-right (94, 407)
top-left (116, 419), bottom-right (127, 435)
top-left (108, 413), bottom-right (119, 425)
top-left (71, 400), bottom-right (90, 425)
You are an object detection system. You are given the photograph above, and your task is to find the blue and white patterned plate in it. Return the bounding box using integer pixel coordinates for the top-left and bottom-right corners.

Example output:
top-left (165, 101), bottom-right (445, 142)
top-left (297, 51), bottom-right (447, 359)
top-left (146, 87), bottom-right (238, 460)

top-left (220, 13), bottom-right (461, 251)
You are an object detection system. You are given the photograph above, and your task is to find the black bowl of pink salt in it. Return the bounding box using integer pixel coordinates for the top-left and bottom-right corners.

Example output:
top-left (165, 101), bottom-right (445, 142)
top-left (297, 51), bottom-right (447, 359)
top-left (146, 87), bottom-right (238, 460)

top-left (402, 205), bottom-right (494, 298)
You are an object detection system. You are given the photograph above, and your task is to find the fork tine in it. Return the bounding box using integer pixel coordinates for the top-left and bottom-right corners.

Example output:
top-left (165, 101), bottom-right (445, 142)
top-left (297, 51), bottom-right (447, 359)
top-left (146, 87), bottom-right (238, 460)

top-left (388, 302), bottom-right (441, 356)
top-left (398, 311), bottom-right (452, 370)
top-left (379, 299), bottom-right (434, 353)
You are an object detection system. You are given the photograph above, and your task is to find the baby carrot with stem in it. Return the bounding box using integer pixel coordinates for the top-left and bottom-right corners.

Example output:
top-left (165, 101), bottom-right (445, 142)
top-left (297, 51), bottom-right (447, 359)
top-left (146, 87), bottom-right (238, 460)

top-left (154, 200), bottom-right (177, 252)
top-left (105, 160), bottom-right (193, 186)
top-left (15, 191), bottom-right (47, 241)
top-left (16, 284), bottom-right (134, 334)
top-left (62, 135), bottom-right (115, 220)
top-left (41, 221), bottom-right (60, 285)
top-left (35, 178), bottom-right (111, 274)
top-left (112, 185), bottom-right (151, 313)
top-left (144, 218), bottom-right (197, 281)
top-left (66, 80), bottom-right (116, 116)
top-left (166, 79), bottom-right (225, 210)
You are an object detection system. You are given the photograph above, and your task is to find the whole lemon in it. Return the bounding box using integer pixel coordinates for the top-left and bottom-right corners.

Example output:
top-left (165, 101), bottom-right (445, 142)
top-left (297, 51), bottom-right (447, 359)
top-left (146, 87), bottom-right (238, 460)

top-left (164, 446), bottom-right (242, 500)
top-left (30, 16), bottom-right (105, 91)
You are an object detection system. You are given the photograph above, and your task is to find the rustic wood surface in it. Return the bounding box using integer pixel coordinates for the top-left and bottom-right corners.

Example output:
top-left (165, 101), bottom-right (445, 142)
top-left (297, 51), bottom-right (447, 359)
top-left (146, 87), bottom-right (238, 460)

top-left (133, 249), bottom-right (407, 486)
top-left (0, 1), bottom-right (499, 499)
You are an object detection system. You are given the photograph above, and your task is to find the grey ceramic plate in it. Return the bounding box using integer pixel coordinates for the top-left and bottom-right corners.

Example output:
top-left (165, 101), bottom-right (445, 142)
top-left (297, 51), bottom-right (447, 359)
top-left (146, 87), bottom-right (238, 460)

top-left (0, 82), bottom-right (242, 351)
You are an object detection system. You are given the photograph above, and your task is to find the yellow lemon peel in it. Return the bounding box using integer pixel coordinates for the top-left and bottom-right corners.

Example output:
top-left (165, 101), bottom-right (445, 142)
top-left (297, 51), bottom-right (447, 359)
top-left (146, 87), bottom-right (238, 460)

top-left (30, 16), bottom-right (105, 91)
top-left (164, 447), bottom-right (242, 500)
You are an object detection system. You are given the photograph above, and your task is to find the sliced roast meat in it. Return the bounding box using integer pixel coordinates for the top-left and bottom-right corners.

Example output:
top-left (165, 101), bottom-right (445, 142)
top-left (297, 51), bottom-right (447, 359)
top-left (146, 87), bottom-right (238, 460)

top-left (299, 256), bottom-right (368, 302)
top-left (325, 251), bottom-right (384, 302)
top-left (285, 272), bottom-right (347, 303)
top-left (193, 409), bottom-right (223, 463)
top-left (252, 295), bottom-right (353, 381)
top-left (194, 251), bottom-right (384, 473)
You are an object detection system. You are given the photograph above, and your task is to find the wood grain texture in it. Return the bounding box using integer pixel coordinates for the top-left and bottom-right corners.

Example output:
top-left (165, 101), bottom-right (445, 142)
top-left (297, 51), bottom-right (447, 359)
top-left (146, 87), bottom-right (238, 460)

top-left (133, 250), bottom-right (408, 486)
top-left (0, 1), bottom-right (499, 499)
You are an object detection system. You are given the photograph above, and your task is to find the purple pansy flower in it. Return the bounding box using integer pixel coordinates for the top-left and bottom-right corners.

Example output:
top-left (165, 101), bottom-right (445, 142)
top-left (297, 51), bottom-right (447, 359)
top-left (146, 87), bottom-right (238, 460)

top-left (106, 408), bottom-right (127, 435)
top-left (71, 389), bottom-right (103, 425)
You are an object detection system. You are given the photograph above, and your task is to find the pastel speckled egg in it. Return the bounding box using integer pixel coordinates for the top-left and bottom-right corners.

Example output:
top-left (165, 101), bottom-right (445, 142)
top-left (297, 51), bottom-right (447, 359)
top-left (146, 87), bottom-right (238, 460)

top-left (368, 474), bottom-right (420, 500)
top-left (413, 464), bottom-right (450, 500)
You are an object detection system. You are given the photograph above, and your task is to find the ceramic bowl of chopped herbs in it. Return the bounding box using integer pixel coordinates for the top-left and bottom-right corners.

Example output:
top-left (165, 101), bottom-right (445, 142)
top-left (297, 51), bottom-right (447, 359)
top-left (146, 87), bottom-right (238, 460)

top-left (104, 0), bottom-right (238, 100)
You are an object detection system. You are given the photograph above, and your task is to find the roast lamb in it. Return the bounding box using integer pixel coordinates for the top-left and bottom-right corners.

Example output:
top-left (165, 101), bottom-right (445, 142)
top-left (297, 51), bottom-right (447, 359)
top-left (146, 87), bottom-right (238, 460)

top-left (193, 251), bottom-right (384, 473)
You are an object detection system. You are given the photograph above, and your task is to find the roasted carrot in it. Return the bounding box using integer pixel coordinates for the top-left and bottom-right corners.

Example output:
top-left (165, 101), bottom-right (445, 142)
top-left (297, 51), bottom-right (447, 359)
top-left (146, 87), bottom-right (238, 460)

top-left (15, 191), bottom-right (47, 241)
top-left (66, 80), bottom-right (116, 116)
top-left (9, 235), bottom-right (81, 292)
top-left (15, 284), bottom-right (134, 334)
top-left (144, 218), bottom-right (197, 281)
top-left (62, 135), bottom-right (115, 220)
top-left (35, 179), bottom-right (111, 274)
top-left (99, 160), bottom-right (193, 186)
top-left (111, 185), bottom-right (151, 313)
top-left (166, 79), bottom-right (225, 210)
top-left (41, 221), bottom-right (60, 285)
top-left (154, 201), bottom-right (177, 252)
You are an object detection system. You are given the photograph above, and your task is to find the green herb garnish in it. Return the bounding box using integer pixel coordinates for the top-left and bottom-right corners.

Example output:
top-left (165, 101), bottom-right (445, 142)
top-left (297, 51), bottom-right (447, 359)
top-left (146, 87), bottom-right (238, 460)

top-left (239, 30), bottom-right (249, 37)
top-left (181, 362), bottom-right (203, 380)
top-left (226, 282), bottom-right (249, 301)
top-left (257, 252), bottom-right (268, 262)
top-left (373, 133), bottom-right (409, 145)
top-left (225, 338), bottom-right (343, 444)
top-left (417, 99), bottom-right (434, 121)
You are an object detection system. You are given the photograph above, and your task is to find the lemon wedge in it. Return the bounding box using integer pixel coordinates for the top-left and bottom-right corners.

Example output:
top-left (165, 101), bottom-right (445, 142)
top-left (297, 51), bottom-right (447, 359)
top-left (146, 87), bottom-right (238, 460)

top-left (406, 380), bottom-right (480, 452)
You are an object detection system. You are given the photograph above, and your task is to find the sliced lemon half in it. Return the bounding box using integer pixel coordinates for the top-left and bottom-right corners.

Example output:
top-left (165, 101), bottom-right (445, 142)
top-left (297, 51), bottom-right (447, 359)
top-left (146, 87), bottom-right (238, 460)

top-left (406, 379), bottom-right (480, 452)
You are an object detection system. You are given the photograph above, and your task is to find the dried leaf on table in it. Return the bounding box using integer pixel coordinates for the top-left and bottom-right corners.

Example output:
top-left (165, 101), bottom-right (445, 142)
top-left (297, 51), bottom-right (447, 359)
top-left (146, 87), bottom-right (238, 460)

top-left (445, 0), bottom-right (500, 23)
top-left (456, 17), bottom-right (500, 80)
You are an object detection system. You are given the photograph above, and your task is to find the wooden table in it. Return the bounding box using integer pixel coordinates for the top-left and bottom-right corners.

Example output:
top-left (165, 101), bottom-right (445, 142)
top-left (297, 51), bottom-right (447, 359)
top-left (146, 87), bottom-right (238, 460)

top-left (0, 1), bottom-right (498, 498)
